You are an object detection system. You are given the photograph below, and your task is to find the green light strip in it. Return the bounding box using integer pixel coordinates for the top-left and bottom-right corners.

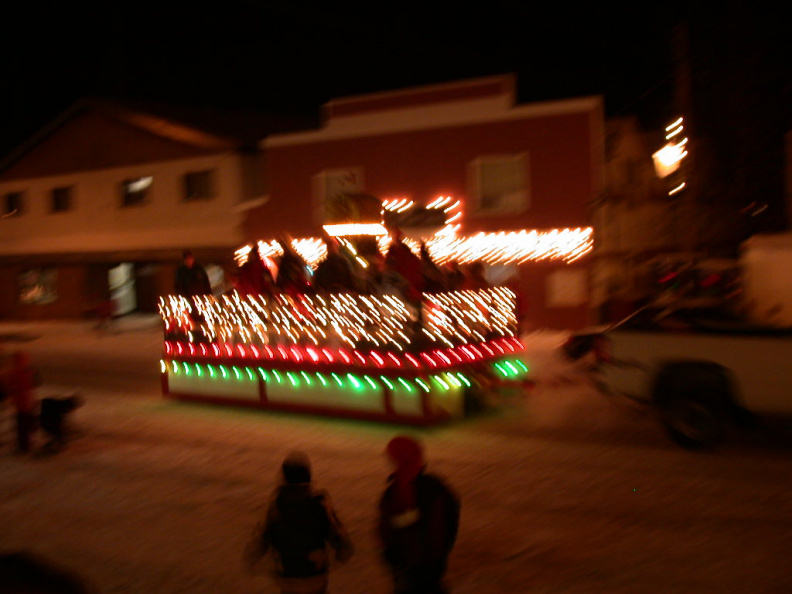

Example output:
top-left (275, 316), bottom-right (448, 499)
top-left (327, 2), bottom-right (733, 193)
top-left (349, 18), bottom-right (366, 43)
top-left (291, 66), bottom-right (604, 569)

top-left (432, 375), bottom-right (449, 390)
top-left (415, 378), bottom-right (431, 392)
top-left (397, 377), bottom-right (413, 392)
top-left (165, 361), bottom-right (482, 396)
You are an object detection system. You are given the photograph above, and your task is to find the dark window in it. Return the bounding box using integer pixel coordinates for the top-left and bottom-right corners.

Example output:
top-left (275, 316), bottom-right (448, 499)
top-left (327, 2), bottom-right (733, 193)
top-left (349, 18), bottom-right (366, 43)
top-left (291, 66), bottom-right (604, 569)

top-left (3, 191), bottom-right (24, 216)
top-left (121, 176), bottom-right (152, 207)
top-left (51, 186), bottom-right (73, 212)
top-left (183, 170), bottom-right (214, 201)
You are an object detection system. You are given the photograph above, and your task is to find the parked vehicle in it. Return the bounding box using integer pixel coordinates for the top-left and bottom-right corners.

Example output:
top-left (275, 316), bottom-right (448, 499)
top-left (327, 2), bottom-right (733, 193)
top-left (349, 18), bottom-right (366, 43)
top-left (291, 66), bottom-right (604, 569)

top-left (564, 302), bottom-right (792, 448)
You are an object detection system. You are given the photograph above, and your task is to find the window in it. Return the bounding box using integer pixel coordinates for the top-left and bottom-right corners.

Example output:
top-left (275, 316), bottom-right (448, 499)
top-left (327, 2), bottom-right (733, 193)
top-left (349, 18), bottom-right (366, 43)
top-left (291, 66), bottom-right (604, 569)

top-left (183, 170), bottom-right (214, 201)
top-left (121, 176), bottom-right (152, 207)
top-left (312, 167), bottom-right (364, 223)
top-left (19, 268), bottom-right (58, 304)
top-left (51, 186), bottom-right (74, 212)
top-left (3, 191), bottom-right (24, 216)
top-left (468, 154), bottom-right (529, 215)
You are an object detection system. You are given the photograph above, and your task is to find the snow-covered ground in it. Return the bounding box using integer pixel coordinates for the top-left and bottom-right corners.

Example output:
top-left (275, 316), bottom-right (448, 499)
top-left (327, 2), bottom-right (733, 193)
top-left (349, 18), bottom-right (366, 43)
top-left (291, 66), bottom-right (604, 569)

top-left (2, 318), bottom-right (792, 593)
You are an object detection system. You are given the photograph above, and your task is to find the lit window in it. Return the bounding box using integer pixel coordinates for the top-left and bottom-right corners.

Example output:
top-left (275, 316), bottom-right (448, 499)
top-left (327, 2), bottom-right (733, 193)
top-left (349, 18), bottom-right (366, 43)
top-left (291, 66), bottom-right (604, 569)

top-left (51, 186), bottom-right (74, 212)
top-left (19, 268), bottom-right (58, 304)
top-left (3, 191), bottom-right (24, 216)
top-left (183, 170), bottom-right (214, 201)
top-left (468, 154), bottom-right (529, 215)
top-left (121, 176), bottom-right (152, 207)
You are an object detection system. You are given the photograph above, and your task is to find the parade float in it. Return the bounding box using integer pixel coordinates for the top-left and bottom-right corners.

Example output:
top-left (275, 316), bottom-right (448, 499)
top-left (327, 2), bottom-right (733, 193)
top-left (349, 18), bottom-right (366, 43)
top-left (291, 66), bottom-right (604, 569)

top-left (158, 196), bottom-right (593, 425)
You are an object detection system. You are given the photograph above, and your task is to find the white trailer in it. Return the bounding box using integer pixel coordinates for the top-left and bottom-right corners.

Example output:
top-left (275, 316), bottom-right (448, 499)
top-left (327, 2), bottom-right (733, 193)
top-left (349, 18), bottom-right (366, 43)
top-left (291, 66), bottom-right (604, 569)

top-left (564, 233), bottom-right (792, 448)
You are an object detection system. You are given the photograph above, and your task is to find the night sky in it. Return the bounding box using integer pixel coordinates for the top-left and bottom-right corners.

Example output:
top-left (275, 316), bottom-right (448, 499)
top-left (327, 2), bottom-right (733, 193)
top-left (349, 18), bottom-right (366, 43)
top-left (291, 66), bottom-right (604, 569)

top-left (1, 1), bottom-right (788, 217)
top-left (1, 2), bottom-right (688, 152)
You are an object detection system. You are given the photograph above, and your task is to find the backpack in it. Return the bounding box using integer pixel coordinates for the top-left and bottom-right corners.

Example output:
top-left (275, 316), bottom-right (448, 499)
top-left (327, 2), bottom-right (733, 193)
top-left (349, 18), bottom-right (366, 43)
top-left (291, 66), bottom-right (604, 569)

top-left (267, 494), bottom-right (332, 577)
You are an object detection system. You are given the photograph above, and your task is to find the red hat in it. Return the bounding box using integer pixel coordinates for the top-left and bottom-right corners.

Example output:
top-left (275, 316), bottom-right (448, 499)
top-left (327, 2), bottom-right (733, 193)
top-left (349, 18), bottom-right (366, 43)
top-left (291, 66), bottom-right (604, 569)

top-left (386, 436), bottom-right (424, 479)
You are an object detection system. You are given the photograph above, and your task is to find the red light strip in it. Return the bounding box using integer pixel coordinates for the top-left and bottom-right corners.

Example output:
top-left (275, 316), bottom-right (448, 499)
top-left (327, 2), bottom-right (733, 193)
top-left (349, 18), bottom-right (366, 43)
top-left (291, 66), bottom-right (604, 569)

top-left (162, 336), bottom-right (523, 370)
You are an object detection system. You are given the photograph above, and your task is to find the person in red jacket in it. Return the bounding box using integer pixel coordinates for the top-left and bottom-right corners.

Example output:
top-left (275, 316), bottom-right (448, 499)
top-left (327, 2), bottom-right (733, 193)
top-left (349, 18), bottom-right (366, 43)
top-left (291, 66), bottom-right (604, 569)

top-left (7, 351), bottom-right (38, 454)
top-left (385, 228), bottom-right (424, 303)
top-left (378, 436), bottom-right (460, 594)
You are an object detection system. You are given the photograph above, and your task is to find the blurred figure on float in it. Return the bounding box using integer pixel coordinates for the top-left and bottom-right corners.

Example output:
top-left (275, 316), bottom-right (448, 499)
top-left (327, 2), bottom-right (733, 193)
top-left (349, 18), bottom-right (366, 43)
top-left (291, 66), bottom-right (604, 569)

top-left (364, 251), bottom-right (413, 303)
top-left (443, 261), bottom-right (466, 291)
top-left (385, 227), bottom-right (424, 303)
top-left (461, 261), bottom-right (490, 290)
top-left (244, 451), bottom-right (354, 594)
top-left (378, 435), bottom-right (460, 594)
top-left (313, 236), bottom-right (358, 293)
top-left (420, 242), bottom-right (448, 294)
top-left (236, 245), bottom-right (275, 297)
top-left (274, 235), bottom-right (311, 296)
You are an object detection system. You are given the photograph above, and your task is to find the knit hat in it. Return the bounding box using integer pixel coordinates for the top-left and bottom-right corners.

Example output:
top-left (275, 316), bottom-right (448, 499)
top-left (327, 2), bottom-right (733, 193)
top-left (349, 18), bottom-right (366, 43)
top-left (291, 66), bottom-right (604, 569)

top-left (386, 436), bottom-right (424, 480)
top-left (281, 451), bottom-right (312, 484)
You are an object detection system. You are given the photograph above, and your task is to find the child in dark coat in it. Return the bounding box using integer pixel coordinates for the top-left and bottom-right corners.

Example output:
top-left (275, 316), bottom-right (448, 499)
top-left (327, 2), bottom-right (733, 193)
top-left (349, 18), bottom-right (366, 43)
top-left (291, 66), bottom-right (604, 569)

top-left (245, 452), bottom-right (353, 594)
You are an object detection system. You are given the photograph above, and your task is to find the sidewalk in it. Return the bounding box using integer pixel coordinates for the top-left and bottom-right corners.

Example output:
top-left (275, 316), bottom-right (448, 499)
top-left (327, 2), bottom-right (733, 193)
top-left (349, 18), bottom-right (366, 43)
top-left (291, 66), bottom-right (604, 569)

top-left (0, 313), bottom-right (162, 341)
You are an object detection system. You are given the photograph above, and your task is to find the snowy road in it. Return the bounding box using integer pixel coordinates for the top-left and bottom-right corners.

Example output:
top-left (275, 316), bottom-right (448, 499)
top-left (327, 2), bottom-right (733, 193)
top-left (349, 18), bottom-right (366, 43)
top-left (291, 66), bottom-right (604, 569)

top-left (2, 319), bottom-right (792, 593)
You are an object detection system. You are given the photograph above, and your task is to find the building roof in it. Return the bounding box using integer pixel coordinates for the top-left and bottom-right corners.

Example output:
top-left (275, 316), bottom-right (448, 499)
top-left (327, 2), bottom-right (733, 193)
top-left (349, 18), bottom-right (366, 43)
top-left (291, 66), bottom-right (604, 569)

top-left (0, 96), bottom-right (318, 174)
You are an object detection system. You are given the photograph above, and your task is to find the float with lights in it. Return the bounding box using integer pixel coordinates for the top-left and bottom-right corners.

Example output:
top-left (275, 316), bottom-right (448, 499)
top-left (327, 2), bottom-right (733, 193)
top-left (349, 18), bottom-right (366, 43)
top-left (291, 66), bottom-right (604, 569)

top-left (158, 195), bottom-right (593, 425)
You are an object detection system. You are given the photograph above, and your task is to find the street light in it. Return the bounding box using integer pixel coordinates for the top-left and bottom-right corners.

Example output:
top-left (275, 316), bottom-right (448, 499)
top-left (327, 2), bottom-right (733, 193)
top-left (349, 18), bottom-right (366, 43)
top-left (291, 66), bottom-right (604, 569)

top-left (652, 117), bottom-right (689, 189)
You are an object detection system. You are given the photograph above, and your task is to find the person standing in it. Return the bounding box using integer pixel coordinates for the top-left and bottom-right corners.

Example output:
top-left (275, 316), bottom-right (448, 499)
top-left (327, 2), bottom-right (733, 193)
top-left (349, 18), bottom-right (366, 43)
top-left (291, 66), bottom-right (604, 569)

top-left (461, 261), bottom-right (490, 290)
top-left (313, 236), bottom-right (358, 293)
top-left (378, 435), bottom-right (460, 594)
top-left (385, 228), bottom-right (424, 303)
top-left (236, 247), bottom-right (275, 297)
top-left (174, 249), bottom-right (212, 297)
top-left (6, 351), bottom-right (38, 454)
top-left (274, 236), bottom-right (311, 296)
top-left (244, 451), bottom-right (354, 594)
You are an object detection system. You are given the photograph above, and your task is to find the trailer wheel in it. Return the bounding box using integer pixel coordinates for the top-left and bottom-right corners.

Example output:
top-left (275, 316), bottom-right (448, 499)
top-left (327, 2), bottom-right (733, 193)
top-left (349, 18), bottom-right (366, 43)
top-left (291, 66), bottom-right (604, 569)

top-left (662, 398), bottom-right (720, 449)
top-left (652, 361), bottom-right (735, 449)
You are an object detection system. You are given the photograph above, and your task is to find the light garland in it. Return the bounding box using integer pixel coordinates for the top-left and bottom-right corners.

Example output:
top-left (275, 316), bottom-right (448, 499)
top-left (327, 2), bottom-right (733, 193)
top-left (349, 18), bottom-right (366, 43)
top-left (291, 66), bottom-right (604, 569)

top-left (323, 223), bottom-right (389, 237)
top-left (159, 287), bottom-right (519, 353)
top-left (235, 226), bottom-right (593, 268)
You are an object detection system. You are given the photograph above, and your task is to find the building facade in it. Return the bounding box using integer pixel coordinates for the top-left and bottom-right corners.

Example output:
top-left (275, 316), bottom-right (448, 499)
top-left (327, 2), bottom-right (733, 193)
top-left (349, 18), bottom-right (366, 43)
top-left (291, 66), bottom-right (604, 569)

top-left (0, 98), bottom-right (293, 320)
top-left (246, 75), bottom-right (604, 330)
